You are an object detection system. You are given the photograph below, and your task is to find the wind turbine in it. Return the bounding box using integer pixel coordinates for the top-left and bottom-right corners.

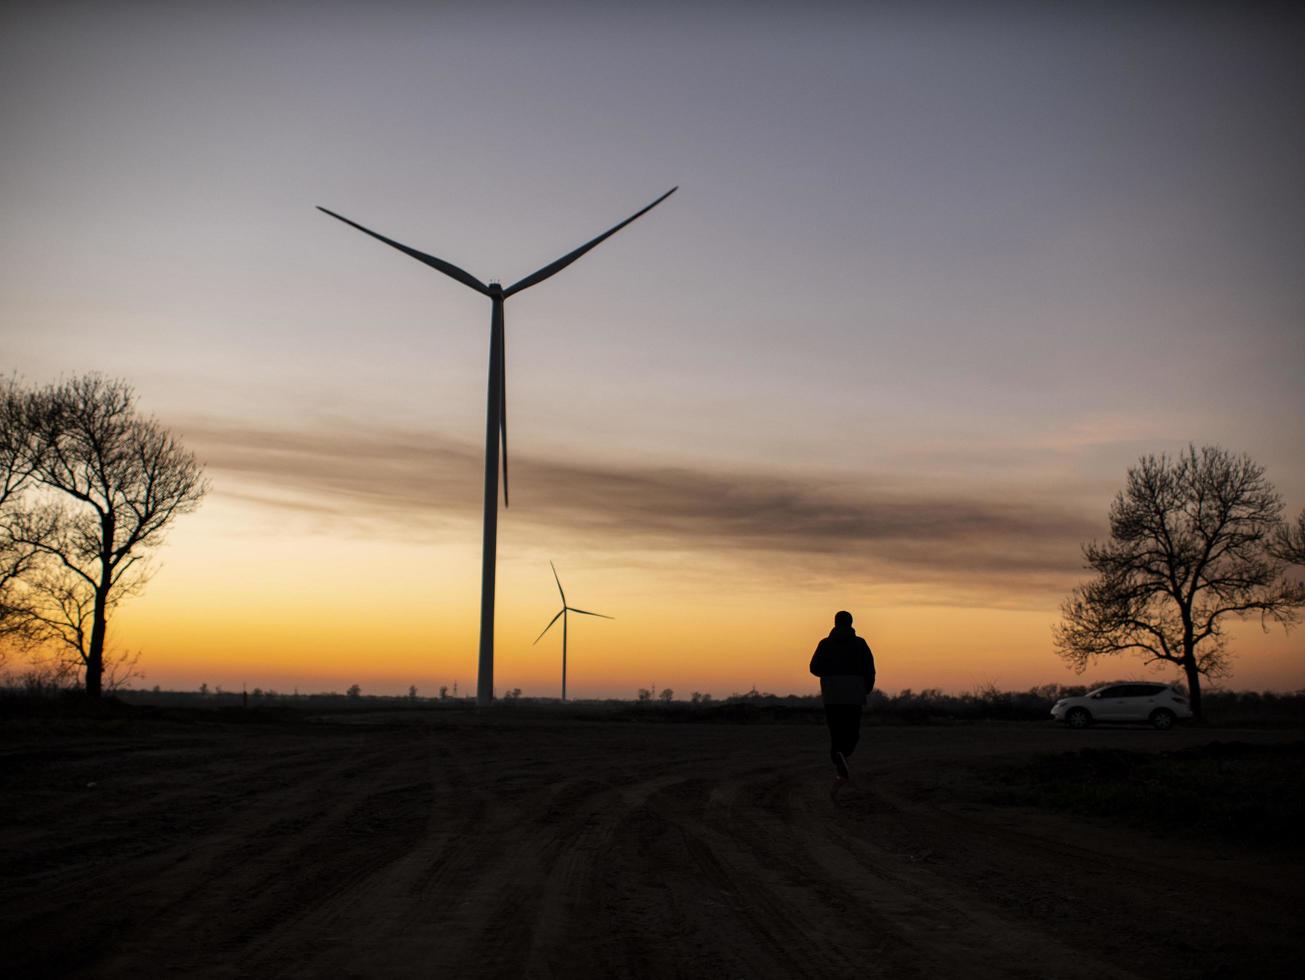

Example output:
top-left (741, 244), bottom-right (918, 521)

top-left (319, 188), bottom-right (675, 706)
top-left (533, 561), bottom-right (612, 702)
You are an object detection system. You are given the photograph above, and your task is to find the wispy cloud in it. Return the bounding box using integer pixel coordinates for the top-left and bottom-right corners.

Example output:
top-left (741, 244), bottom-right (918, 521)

top-left (182, 418), bottom-right (1100, 599)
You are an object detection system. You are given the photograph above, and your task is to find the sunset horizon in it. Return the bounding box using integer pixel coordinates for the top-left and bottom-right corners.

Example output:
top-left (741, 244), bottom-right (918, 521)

top-left (4, 1), bottom-right (1301, 699)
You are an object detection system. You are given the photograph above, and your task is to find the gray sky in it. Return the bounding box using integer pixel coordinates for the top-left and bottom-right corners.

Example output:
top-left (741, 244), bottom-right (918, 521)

top-left (4, 3), bottom-right (1301, 469)
top-left (2, 1), bottom-right (1302, 691)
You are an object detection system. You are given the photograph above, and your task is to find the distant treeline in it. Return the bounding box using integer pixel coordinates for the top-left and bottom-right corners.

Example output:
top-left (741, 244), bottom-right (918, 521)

top-left (2, 677), bottom-right (1301, 727)
top-left (596, 685), bottom-right (1305, 728)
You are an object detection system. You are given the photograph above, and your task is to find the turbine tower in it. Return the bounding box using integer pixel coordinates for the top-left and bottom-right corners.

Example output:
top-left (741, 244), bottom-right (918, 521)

top-left (534, 561), bottom-right (612, 702)
top-left (319, 188), bottom-right (675, 706)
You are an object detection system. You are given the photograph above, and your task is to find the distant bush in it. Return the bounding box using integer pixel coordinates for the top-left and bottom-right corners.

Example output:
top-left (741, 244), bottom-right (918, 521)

top-left (621, 684), bottom-right (1305, 727)
top-left (1, 667), bottom-right (77, 700)
top-left (1199, 689), bottom-right (1305, 728)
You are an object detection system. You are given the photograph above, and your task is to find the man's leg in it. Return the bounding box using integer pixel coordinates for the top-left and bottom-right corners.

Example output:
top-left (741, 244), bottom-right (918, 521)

top-left (826, 706), bottom-right (852, 779)
top-left (841, 705), bottom-right (863, 758)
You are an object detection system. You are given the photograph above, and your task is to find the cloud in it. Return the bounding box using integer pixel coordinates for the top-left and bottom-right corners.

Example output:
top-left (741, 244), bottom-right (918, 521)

top-left (181, 418), bottom-right (1099, 598)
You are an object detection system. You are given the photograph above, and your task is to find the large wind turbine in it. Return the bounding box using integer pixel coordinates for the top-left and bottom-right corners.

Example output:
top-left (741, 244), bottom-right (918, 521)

top-left (533, 561), bottom-right (613, 702)
top-left (319, 188), bottom-right (675, 706)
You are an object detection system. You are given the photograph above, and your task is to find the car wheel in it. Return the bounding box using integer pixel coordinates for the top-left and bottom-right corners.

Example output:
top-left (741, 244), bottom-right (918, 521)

top-left (1151, 709), bottom-right (1175, 731)
top-left (1066, 707), bottom-right (1091, 729)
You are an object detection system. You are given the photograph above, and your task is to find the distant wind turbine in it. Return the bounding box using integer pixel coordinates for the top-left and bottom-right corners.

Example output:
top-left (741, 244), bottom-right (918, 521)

top-left (533, 561), bottom-right (613, 702)
top-left (319, 188), bottom-right (676, 706)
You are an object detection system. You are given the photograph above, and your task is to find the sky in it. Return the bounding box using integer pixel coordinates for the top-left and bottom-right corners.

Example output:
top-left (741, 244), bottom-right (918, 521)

top-left (2, 1), bottom-right (1303, 697)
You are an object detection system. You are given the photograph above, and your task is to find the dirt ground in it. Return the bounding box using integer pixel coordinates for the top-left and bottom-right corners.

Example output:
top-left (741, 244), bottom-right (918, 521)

top-left (2, 712), bottom-right (1302, 979)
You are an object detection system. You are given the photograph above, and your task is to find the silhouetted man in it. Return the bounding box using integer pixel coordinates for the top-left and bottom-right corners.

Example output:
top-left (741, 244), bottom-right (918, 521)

top-left (809, 610), bottom-right (876, 792)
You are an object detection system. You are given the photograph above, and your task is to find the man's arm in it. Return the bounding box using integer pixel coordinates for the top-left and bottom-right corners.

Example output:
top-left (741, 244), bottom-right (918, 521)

top-left (862, 641), bottom-right (876, 691)
top-left (809, 640), bottom-right (828, 677)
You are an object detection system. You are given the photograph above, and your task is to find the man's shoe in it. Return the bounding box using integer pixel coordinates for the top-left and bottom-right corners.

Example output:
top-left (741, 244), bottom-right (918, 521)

top-left (834, 752), bottom-right (850, 780)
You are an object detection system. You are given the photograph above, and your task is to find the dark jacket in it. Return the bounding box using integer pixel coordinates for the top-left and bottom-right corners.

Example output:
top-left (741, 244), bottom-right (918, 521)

top-left (809, 626), bottom-right (876, 705)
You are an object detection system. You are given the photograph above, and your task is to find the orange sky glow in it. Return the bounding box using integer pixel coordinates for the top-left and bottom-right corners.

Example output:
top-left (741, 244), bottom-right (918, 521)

top-left (105, 463), bottom-right (1302, 698)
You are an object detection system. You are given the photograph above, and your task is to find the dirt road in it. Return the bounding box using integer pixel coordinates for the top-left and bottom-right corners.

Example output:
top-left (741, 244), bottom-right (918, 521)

top-left (3, 714), bottom-right (1301, 978)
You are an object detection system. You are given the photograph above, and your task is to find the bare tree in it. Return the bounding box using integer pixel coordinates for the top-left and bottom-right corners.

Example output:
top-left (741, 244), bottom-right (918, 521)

top-left (0, 379), bottom-right (46, 656)
top-left (1055, 446), bottom-right (1304, 720)
top-left (17, 376), bottom-right (207, 697)
top-left (1272, 510), bottom-right (1305, 566)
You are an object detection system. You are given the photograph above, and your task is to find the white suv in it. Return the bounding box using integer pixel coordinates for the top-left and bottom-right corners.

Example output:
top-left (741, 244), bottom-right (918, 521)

top-left (1051, 683), bottom-right (1193, 730)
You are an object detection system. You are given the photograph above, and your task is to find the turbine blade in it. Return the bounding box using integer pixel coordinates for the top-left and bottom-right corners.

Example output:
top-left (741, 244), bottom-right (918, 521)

top-left (503, 187), bottom-right (677, 297)
top-left (550, 560), bottom-right (566, 605)
top-left (566, 607), bottom-right (614, 619)
top-left (533, 609), bottom-right (565, 645)
top-left (317, 207), bottom-right (491, 295)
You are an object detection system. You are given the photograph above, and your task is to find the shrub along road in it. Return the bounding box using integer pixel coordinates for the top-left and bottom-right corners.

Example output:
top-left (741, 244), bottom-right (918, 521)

top-left (2, 712), bottom-right (1301, 978)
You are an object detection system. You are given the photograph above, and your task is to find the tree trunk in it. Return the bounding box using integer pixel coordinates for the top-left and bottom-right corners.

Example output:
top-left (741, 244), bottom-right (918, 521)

top-left (1182, 655), bottom-right (1203, 722)
top-left (86, 590), bottom-right (107, 698)
top-left (86, 519), bottom-right (113, 699)
top-left (1180, 611), bottom-right (1203, 722)
top-left (86, 547), bottom-right (112, 698)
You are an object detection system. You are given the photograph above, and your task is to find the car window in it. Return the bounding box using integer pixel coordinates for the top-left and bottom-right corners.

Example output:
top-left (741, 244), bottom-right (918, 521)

top-left (1096, 686), bottom-right (1126, 697)
top-left (1113, 684), bottom-right (1163, 697)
